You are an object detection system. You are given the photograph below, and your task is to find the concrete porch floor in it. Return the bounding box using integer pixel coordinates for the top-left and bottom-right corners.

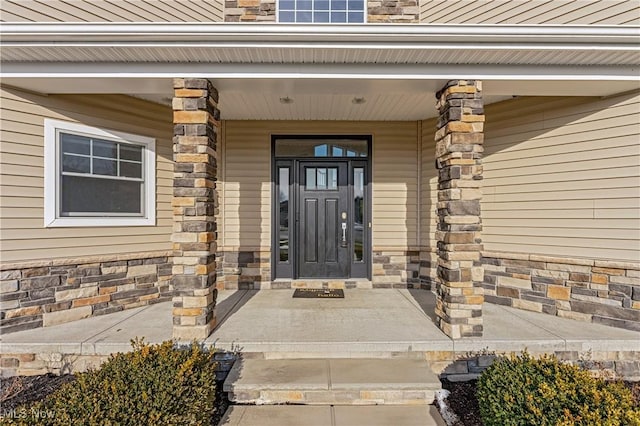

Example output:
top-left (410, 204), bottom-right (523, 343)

top-left (2, 289), bottom-right (638, 359)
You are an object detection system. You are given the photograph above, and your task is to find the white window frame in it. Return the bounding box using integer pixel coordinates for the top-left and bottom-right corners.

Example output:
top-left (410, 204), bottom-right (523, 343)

top-left (44, 119), bottom-right (156, 227)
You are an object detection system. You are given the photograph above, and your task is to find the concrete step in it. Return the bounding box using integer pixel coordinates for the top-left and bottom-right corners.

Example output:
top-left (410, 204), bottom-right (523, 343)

top-left (223, 358), bottom-right (441, 405)
top-left (220, 405), bottom-right (446, 426)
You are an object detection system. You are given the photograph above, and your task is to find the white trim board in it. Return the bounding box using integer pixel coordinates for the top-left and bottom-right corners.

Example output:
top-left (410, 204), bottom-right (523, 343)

top-left (1, 23), bottom-right (638, 44)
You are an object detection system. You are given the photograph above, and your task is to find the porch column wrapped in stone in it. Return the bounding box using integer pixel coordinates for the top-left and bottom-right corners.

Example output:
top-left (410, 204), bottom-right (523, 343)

top-left (171, 78), bottom-right (220, 340)
top-left (434, 80), bottom-right (485, 339)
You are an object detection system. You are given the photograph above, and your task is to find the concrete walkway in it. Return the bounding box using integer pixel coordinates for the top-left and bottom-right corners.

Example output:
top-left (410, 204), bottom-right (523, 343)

top-left (2, 289), bottom-right (639, 356)
top-left (220, 405), bottom-right (446, 426)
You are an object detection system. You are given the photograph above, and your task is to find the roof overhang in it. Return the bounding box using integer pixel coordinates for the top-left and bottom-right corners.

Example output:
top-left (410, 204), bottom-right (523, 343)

top-left (2, 23), bottom-right (638, 70)
top-left (1, 23), bottom-right (638, 120)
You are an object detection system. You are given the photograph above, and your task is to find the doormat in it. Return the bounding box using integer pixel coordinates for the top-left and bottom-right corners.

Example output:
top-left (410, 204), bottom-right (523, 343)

top-left (292, 289), bottom-right (345, 299)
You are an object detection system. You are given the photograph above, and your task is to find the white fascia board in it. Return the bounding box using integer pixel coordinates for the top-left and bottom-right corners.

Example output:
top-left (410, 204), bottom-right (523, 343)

top-left (1, 22), bottom-right (639, 46)
top-left (2, 62), bottom-right (639, 81)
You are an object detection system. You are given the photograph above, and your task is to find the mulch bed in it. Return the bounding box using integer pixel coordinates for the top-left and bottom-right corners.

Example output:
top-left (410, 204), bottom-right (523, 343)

top-left (441, 379), bottom-right (482, 426)
top-left (0, 374), bottom-right (76, 412)
top-left (439, 379), bottom-right (640, 426)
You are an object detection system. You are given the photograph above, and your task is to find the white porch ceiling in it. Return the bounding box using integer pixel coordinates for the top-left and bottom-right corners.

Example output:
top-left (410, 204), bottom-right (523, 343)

top-left (5, 76), bottom-right (636, 120)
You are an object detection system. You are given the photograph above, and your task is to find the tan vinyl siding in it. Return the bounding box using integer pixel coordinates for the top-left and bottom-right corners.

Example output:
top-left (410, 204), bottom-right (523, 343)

top-left (221, 121), bottom-right (419, 252)
top-left (420, 0), bottom-right (640, 25)
top-left (420, 118), bottom-right (437, 251)
top-left (0, 87), bottom-right (173, 263)
top-left (0, 0), bottom-right (223, 23)
top-left (482, 92), bottom-right (640, 262)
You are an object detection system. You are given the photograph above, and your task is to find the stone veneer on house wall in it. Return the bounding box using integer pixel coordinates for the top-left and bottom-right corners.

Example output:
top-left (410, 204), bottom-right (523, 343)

top-left (216, 249), bottom-right (432, 290)
top-left (171, 78), bottom-right (221, 341)
top-left (224, 0), bottom-right (418, 22)
top-left (0, 252), bottom-right (172, 334)
top-left (482, 251), bottom-right (640, 331)
top-left (433, 80), bottom-right (485, 339)
top-left (224, 0), bottom-right (275, 21)
top-left (367, 0), bottom-right (419, 22)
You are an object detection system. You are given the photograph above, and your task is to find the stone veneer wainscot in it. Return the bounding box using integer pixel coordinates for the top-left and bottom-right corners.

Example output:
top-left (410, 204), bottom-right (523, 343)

top-left (0, 252), bottom-right (172, 334)
top-left (482, 251), bottom-right (640, 331)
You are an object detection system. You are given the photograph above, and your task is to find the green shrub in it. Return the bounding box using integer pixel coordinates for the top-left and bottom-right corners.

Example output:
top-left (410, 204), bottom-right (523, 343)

top-left (477, 352), bottom-right (640, 426)
top-left (4, 339), bottom-right (218, 426)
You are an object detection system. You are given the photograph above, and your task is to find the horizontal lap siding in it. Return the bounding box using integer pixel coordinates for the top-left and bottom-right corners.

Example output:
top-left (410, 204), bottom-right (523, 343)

top-left (482, 92), bottom-right (640, 262)
top-left (221, 121), bottom-right (419, 251)
top-left (420, 118), bottom-right (437, 251)
top-left (0, 87), bottom-right (173, 262)
top-left (420, 0), bottom-right (639, 25)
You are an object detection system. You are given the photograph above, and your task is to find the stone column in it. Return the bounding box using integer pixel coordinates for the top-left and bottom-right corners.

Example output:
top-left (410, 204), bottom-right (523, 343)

top-left (434, 80), bottom-right (485, 339)
top-left (171, 78), bottom-right (220, 341)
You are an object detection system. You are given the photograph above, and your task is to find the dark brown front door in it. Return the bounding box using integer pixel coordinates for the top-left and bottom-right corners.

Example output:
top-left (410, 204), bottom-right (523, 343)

top-left (298, 161), bottom-right (349, 278)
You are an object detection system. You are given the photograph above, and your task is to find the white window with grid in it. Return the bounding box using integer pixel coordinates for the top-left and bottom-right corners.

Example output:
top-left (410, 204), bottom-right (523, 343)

top-left (44, 119), bottom-right (156, 227)
top-left (278, 0), bottom-right (365, 23)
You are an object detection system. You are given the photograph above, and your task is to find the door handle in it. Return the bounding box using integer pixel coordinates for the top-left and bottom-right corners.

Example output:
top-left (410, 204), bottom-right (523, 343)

top-left (341, 222), bottom-right (347, 247)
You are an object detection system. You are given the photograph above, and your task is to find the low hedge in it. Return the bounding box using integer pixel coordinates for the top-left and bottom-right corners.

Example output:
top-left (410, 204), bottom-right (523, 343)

top-left (3, 340), bottom-right (218, 425)
top-left (477, 352), bottom-right (640, 426)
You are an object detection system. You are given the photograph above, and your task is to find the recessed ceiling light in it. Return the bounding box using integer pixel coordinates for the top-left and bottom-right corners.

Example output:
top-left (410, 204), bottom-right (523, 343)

top-left (279, 96), bottom-right (294, 104)
top-left (352, 97), bottom-right (366, 105)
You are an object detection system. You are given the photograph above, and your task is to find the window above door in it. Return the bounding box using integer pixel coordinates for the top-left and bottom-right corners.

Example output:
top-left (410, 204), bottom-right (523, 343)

top-left (278, 0), bottom-right (365, 23)
top-left (274, 138), bottom-right (368, 158)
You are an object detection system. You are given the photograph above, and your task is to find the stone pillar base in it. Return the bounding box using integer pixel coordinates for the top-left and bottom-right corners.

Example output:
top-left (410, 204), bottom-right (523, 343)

top-left (173, 318), bottom-right (217, 341)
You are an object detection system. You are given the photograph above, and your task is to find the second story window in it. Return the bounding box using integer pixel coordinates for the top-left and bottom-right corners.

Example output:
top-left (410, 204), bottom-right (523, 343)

top-left (278, 0), bottom-right (365, 23)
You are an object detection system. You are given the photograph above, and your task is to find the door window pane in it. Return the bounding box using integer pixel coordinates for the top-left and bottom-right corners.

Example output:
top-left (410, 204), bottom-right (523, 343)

top-left (279, 168), bottom-right (290, 262)
top-left (275, 139), bottom-right (368, 157)
top-left (353, 167), bottom-right (364, 262)
top-left (314, 144), bottom-right (328, 157)
top-left (306, 168), bottom-right (316, 190)
top-left (316, 168), bottom-right (327, 190)
top-left (305, 167), bottom-right (338, 191)
top-left (328, 168), bottom-right (338, 190)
